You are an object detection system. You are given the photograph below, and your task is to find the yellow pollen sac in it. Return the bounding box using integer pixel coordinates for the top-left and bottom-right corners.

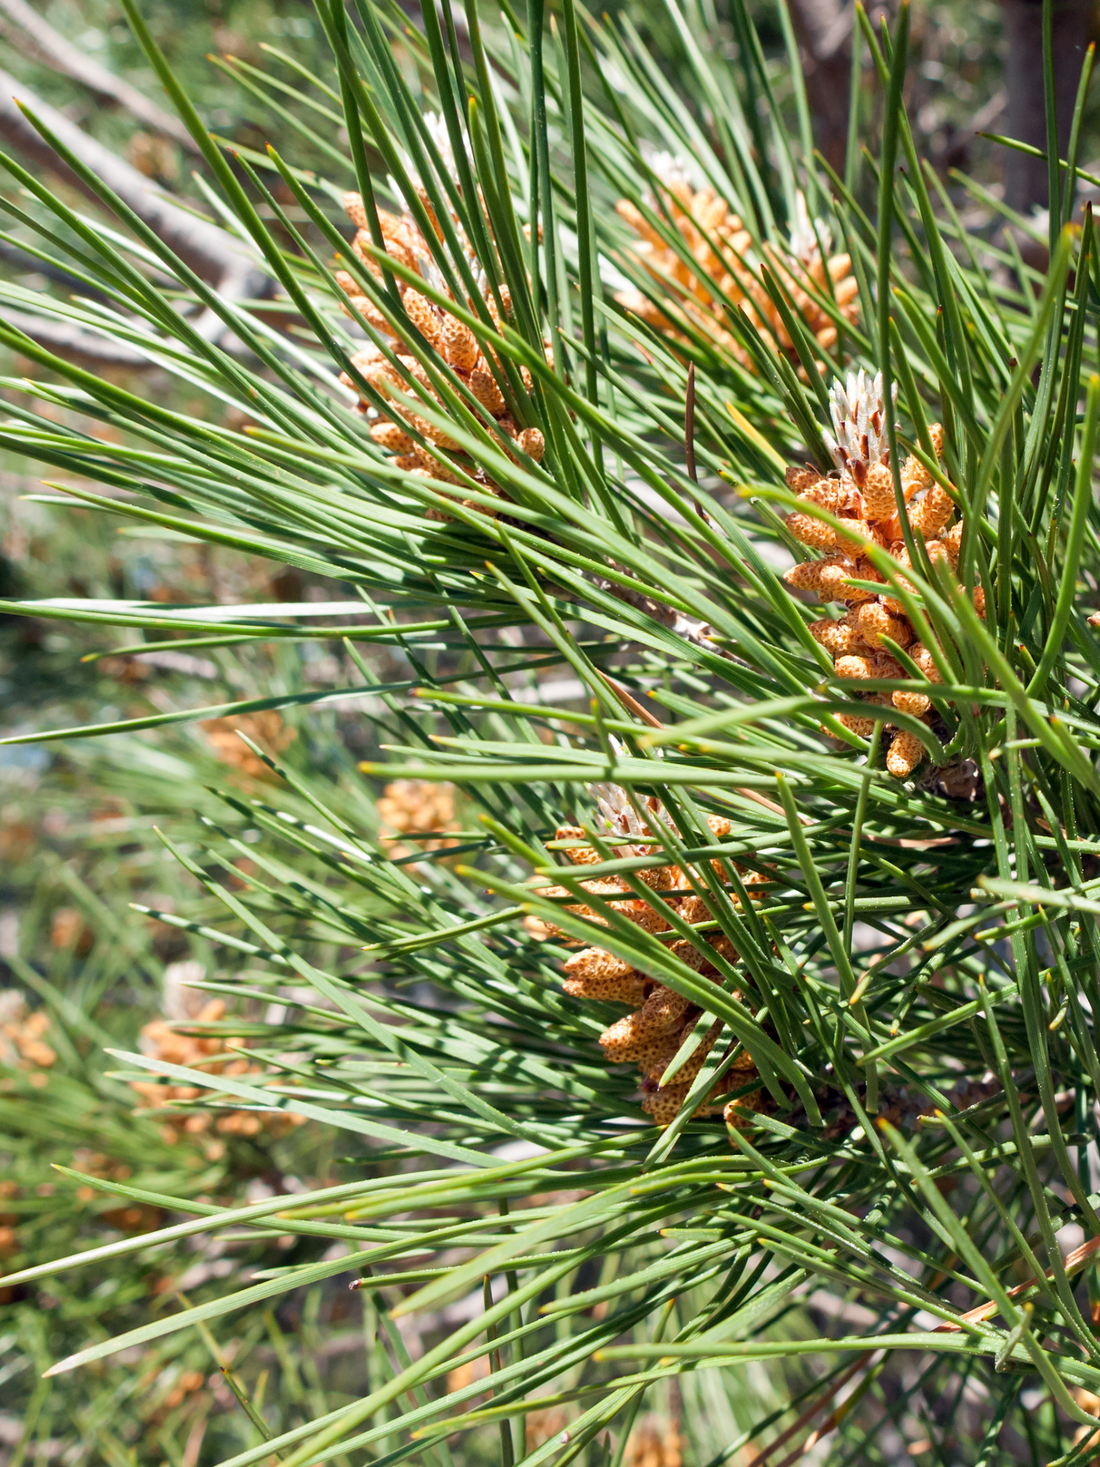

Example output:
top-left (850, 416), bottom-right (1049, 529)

top-left (886, 729), bottom-right (925, 777)
top-left (909, 642), bottom-right (943, 682)
top-left (855, 600), bottom-right (911, 649)
top-left (834, 654), bottom-right (877, 681)
top-left (798, 478), bottom-right (850, 516)
top-left (517, 427), bottom-right (545, 461)
top-left (614, 181), bottom-right (859, 369)
top-left (562, 946), bottom-right (648, 1006)
top-left (725, 1087), bottom-right (767, 1130)
top-left (909, 483), bottom-right (955, 539)
top-left (892, 688), bottom-right (932, 717)
top-left (785, 464), bottom-right (821, 493)
top-left (833, 710), bottom-right (879, 738)
top-left (786, 512), bottom-right (837, 550)
top-left (555, 825), bottom-right (598, 864)
top-left (371, 420), bottom-right (415, 454)
top-left (861, 462), bottom-right (897, 522)
top-left (779, 412), bottom-right (973, 780)
top-left (831, 518), bottom-right (871, 557)
top-left (819, 559), bottom-right (876, 604)
top-left (785, 558), bottom-right (830, 594)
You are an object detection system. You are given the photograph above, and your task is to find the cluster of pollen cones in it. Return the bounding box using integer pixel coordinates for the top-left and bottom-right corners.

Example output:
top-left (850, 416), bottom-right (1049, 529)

top-left (377, 778), bottom-right (458, 861)
top-left (201, 710), bottom-right (295, 781)
top-left (782, 372), bottom-right (979, 778)
top-left (132, 964), bottom-right (303, 1154)
top-left (615, 168), bottom-right (858, 365)
top-left (336, 189), bottom-right (545, 518)
top-left (0, 990), bottom-right (56, 1073)
top-left (538, 783), bottom-right (767, 1131)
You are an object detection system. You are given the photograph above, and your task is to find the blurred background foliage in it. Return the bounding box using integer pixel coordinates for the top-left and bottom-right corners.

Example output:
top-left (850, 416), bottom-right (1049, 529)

top-left (0, 1), bottom-right (1097, 1465)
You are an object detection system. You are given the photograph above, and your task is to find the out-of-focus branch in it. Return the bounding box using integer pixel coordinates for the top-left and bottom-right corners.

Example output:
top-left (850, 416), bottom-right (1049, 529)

top-left (1, 308), bottom-right (147, 365)
top-left (0, 68), bottom-right (249, 284)
top-left (0, 70), bottom-right (272, 358)
top-left (999, 0), bottom-right (1094, 223)
top-left (0, 237), bottom-right (113, 301)
top-left (0, 0), bottom-right (199, 151)
top-left (787, 0), bottom-right (855, 172)
top-left (787, 2), bottom-right (898, 172)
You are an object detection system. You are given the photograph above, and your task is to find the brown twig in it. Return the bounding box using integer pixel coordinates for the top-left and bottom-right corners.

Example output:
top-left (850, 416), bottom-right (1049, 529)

top-left (598, 671), bottom-right (664, 730)
top-left (743, 1352), bottom-right (875, 1467)
top-left (596, 670), bottom-right (791, 821)
top-left (937, 1231), bottom-right (1100, 1332)
top-left (0, 308), bottom-right (147, 366)
top-left (999, 0), bottom-right (1094, 221)
top-left (785, 0), bottom-right (855, 172)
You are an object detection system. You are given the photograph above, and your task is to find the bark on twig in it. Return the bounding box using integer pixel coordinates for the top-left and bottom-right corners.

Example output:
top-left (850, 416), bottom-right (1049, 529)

top-left (0, 0), bottom-right (199, 152)
top-left (1, 308), bottom-right (147, 365)
top-left (742, 1352), bottom-right (875, 1467)
top-left (0, 237), bottom-right (112, 302)
top-left (787, 2), bottom-right (905, 173)
top-left (937, 1230), bottom-right (1100, 1332)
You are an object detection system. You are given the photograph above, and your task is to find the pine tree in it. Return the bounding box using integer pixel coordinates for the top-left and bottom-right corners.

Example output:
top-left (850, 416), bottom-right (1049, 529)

top-left (3, 0), bottom-right (1100, 1460)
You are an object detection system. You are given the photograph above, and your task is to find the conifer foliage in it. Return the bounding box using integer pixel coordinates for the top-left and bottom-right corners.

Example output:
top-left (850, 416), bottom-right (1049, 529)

top-left (4, 0), bottom-right (1100, 1460)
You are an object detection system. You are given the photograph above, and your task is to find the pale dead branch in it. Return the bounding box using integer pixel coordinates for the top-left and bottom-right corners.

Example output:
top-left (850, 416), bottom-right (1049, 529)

top-left (0, 0), bottom-right (199, 152)
top-left (1, 307), bottom-right (147, 365)
top-left (0, 70), bottom-right (273, 359)
top-left (0, 68), bottom-right (249, 283)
